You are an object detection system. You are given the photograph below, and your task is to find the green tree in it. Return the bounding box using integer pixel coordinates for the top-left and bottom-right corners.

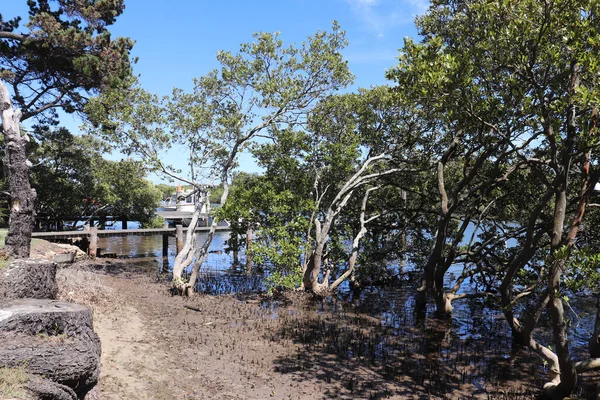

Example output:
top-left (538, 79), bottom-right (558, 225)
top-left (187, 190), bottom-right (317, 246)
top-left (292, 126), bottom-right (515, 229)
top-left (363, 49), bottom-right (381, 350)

top-left (388, 0), bottom-right (600, 396)
top-left (92, 159), bottom-right (162, 229)
top-left (27, 127), bottom-right (161, 230)
top-left (241, 87), bottom-right (420, 295)
top-left (29, 126), bottom-right (105, 229)
top-left (0, 0), bottom-right (133, 257)
top-left (87, 23), bottom-right (353, 295)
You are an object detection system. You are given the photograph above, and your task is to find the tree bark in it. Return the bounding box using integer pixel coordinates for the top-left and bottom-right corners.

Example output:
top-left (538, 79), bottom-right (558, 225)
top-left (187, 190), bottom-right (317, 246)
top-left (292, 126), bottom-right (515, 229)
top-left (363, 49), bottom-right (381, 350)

top-left (0, 260), bottom-right (57, 302)
top-left (303, 217), bottom-right (331, 294)
top-left (590, 298), bottom-right (600, 358)
top-left (26, 376), bottom-right (79, 400)
top-left (302, 155), bottom-right (397, 295)
top-left (171, 200), bottom-right (202, 287)
top-left (0, 80), bottom-right (36, 258)
top-left (245, 223), bottom-right (253, 272)
top-left (187, 189), bottom-right (227, 295)
top-left (0, 299), bottom-right (100, 399)
top-left (329, 187), bottom-right (379, 292)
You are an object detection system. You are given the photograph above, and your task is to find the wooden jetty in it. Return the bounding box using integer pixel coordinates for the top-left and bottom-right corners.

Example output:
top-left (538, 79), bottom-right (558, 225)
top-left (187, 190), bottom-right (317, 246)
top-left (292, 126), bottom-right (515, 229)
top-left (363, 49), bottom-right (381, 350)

top-left (31, 225), bottom-right (230, 259)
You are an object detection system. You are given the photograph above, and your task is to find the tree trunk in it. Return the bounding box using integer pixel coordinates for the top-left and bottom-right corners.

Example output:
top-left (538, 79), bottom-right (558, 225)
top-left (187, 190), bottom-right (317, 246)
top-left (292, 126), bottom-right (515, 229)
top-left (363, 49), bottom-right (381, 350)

top-left (121, 215), bottom-right (127, 230)
top-left (0, 260), bottom-right (57, 301)
top-left (329, 188), bottom-right (380, 292)
top-left (172, 203), bottom-right (202, 286)
top-left (433, 270), bottom-right (453, 317)
top-left (186, 185), bottom-right (229, 295)
top-left (0, 80), bottom-right (35, 258)
top-left (545, 180), bottom-right (576, 396)
top-left (245, 224), bottom-right (253, 272)
top-left (0, 299), bottom-right (100, 398)
top-left (303, 240), bottom-right (325, 291)
top-left (416, 217), bottom-right (449, 317)
top-left (589, 298), bottom-right (600, 358)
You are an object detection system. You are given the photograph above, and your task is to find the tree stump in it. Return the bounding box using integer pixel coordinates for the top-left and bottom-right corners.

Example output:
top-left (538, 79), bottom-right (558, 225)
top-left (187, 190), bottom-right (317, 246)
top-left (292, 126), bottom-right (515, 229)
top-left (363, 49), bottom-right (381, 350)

top-left (0, 299), bottom-right (100, 399)
top-left (25, 376), bottom-right (78, 400)
top-left (0, 260), bottom-right (57, 303)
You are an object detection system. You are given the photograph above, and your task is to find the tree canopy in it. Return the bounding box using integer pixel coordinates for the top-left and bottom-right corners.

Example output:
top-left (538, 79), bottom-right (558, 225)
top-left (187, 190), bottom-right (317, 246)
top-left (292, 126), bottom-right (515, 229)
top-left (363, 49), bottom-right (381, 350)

top-left (0, 0), bottom-right (134, 257)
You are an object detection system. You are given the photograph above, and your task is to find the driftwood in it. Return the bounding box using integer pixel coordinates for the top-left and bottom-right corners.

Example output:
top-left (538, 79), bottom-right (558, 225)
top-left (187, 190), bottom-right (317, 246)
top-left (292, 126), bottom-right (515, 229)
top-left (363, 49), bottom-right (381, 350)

top-left (0, 260), bottom-right (57, 303)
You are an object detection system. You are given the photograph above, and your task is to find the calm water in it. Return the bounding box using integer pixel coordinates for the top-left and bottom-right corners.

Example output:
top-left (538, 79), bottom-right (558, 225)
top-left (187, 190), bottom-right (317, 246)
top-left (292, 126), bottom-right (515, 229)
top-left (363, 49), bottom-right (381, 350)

top-left (98, 231), bottom-right (234, 269)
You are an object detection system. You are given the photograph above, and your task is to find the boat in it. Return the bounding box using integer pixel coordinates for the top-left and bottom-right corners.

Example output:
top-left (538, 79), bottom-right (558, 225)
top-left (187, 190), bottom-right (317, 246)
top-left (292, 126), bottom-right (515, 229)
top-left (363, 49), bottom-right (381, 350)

top-left (158, 185), bottom-right (210, 226)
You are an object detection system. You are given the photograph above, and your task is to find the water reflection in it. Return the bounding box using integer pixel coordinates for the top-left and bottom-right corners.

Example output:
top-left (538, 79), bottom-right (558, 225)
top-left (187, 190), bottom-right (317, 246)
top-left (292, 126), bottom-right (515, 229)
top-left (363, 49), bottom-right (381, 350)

top-left (97, 231), bottom-right (234, 270)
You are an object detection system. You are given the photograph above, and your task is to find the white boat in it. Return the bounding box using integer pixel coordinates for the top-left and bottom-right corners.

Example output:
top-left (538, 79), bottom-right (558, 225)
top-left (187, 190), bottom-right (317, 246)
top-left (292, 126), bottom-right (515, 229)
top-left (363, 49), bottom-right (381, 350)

top-left (161, 185), bottom-right (208, 214)
top-left (158, 185), bottom-right (210, 226)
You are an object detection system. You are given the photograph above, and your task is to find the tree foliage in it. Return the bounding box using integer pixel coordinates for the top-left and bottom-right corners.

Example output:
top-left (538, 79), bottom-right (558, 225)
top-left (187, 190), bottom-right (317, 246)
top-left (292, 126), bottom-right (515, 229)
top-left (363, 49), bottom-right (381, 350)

top-left (0, 0), bottom-right (133, 257)
top-left (27, 126), bottom-right (161, 229)
top-left (0, 0), bottom-right (134, 120)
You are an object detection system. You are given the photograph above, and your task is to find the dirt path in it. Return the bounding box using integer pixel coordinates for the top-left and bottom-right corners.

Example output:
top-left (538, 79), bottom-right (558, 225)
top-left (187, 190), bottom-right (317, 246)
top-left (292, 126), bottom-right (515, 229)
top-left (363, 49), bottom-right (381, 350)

top-left (88, 265), bottom-right (355, 400)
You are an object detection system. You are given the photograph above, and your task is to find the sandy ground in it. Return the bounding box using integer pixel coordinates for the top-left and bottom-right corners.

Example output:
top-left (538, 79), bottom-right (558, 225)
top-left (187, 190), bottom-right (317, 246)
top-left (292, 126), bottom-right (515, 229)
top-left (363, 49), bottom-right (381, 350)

top-left (82, 262), bottom-right (430, 400)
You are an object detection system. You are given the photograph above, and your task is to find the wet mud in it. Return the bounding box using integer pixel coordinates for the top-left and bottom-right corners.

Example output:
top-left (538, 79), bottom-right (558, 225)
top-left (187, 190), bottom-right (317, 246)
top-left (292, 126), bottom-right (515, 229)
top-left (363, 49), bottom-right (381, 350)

top-left (86, 235), bottom-right (600, 399)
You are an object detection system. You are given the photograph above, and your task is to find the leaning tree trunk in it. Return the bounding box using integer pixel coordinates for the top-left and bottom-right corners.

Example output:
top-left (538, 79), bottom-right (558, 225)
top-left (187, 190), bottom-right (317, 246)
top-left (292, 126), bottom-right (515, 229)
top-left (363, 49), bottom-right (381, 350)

top-left (172, 199), bottom-right (203, 287)
top-left (0, 80), bottom-right (35, 258)
top-left (186, 183), bottom-right (231, 294)
top-left (302, 217), bottom-right (332, 295)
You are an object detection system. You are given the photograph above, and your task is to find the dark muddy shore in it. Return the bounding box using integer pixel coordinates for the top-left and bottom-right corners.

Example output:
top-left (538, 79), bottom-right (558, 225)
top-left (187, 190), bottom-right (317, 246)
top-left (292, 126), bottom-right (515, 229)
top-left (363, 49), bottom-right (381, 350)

top-left (54, 259), bottom-right (600, 400)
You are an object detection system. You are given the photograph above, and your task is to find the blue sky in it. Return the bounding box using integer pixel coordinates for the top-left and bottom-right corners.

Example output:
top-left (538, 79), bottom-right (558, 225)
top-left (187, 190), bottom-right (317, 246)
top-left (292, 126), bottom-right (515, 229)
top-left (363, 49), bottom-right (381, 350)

top-left (3, 0), bottom-right (428, 183)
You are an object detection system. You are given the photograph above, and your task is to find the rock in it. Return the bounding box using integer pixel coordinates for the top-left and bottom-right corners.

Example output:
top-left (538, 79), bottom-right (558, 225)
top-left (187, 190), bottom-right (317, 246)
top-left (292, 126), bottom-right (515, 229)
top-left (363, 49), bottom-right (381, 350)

top-left (0, 260), bottom-right (57, 303)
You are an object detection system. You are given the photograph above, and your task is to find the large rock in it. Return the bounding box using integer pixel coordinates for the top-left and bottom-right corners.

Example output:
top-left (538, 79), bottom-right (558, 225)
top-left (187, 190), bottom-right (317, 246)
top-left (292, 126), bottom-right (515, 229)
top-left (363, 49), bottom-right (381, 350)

top-left (0, 299), bottom-right (100, 399)
top-left (0, 260), bottom-right (57, 303)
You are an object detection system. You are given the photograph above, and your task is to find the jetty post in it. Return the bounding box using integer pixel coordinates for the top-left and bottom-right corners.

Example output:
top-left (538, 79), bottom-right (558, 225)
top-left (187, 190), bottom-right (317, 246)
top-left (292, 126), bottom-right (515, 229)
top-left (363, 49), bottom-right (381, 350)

top-left (88, 227), bottom-right (98, 259)
top-left (162, 233), bottom-right (169, 258)
top-left (176, 224), bottom-right (184, 255)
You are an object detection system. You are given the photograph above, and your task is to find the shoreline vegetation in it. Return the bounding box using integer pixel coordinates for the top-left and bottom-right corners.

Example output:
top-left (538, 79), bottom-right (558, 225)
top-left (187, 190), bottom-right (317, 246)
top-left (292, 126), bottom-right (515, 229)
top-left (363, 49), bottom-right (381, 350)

top-left (1, 237), bottom-right (599, 399)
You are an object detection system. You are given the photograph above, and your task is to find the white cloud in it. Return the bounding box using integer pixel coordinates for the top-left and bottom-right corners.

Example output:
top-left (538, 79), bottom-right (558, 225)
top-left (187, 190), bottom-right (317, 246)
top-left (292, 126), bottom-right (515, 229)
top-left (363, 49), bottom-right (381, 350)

top-left (345, 48), bottom-right (399, 63)
top-left (346, 0), bottom-right (428, 35)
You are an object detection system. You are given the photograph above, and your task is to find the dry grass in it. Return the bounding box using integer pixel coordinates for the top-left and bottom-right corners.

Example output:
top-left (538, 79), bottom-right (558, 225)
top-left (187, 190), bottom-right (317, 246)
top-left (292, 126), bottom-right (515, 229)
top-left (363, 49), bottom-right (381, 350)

top-left (56, 266), bottom-right (116, 313)
top-left (0, 247), bottom-right (12, 269)
top-left (0, 367), bottom-right (31, 399)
